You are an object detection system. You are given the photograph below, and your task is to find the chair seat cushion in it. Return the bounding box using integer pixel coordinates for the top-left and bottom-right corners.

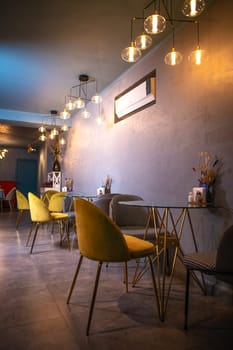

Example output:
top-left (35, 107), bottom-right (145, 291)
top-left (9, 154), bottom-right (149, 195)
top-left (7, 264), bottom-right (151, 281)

top-left (51, 213), bottom-right (68, 220)
top-left (124, 234), bottom-right (155, 259)
top-left (120, 226), bottom-right (156, 238)
top-left (183, 250), bottom-right (217, 272)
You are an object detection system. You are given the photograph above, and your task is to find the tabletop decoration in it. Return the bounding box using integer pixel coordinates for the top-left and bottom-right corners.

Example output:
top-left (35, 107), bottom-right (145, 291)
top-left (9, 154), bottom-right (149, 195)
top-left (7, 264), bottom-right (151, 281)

top-left (192, 151), bottom-right (222, 203)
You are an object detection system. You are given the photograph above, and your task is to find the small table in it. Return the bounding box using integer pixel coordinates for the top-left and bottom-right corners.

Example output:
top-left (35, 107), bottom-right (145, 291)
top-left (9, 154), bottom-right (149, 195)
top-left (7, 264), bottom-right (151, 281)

top-left (120, 200), bottom-right (220, 321)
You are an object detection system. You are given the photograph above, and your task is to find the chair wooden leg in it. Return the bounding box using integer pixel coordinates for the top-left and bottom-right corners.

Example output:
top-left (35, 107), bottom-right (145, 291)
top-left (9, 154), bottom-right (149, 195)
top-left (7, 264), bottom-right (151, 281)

top-left (86, 261), bottom-right (103, 336)
top-left (30, 223), bottom-right (40, 254)
top-left (16, 210), bottom-right (23, 229)
top-left (67, 254), bottom-right (84, 304)
top-left (26, 222), bottom-right (34, 246)
top-left (184, 268), bottom-right (190, 330)
top-left (124, 262), bottom-right (128, 293)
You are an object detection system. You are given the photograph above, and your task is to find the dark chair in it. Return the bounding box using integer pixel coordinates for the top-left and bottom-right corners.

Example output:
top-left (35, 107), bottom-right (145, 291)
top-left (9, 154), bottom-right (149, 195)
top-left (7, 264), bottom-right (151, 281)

top-left (183, 225), bottom-right (233, 330)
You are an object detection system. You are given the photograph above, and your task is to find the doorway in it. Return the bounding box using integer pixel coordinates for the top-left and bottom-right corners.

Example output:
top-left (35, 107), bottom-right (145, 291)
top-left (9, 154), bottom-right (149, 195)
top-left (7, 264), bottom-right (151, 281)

top-left (16, 159), bottom-right (38, 197)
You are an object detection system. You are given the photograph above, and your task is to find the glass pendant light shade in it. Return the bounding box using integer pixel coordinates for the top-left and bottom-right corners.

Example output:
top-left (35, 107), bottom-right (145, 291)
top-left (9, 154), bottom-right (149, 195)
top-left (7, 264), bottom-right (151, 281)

top-left (60, 108), bottom-right (71, 120)
top-left (164, 48), bottom-right (183, 66)
top-left (59, 136), bottom-right (66, 145)
top-left (96, 115), bottom-right (104, 125)
top-left (74, 97), bottom-right (85, 109)
top-left (61, 124), bottom-right (68, 132)
top-left (135, 32), bottom-right (152, 50)
top-left (188, 46), bottom-right (208, 65)
top-left (38, 125), bottom-right (46, 133)
top-left (144, 14), bottom-right (166, 34)
top-left (51, 127), bottom-right (59, 136)
top-left (81, 108), bottom-right (91, 119)
top-left (121, 42), bottom-right (141, 62)
top-left (182, 0), bottom-right (205, 17)
top-left (91, 93), bottom-right (102, 103)
top-left (39, 133), bottom-right (47, 141)
top-left (66, 98), bottom-right (74, 111)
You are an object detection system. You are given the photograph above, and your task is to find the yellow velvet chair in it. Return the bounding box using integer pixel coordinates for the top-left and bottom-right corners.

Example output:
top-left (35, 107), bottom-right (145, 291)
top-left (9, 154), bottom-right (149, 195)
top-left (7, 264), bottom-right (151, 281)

top-left (67, 197), bottom-right (159, 336)
top-left (16, 190), bottom-right (30, 228)
top-left (27, 192), bottom-right (69, 254)
top-left (41, 189), bottom-right (58, 207)
top-left (48, 191), bottom-right (72, 247)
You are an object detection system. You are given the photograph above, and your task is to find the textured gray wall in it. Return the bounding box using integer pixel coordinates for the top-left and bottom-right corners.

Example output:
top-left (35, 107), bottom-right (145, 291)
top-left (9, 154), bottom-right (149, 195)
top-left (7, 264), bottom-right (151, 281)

top-left (64, 0), bottom-right (233, 252)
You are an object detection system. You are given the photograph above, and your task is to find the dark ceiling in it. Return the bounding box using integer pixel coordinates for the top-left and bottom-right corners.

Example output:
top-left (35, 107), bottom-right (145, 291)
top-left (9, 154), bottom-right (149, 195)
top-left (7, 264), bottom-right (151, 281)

top-left (0, 0), bottom-right (211, 149)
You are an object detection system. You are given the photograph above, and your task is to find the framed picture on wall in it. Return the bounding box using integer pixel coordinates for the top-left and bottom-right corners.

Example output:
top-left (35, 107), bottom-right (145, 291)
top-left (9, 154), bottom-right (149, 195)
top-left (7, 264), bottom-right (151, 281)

top-left (114, 69), bottom-right (156, 123)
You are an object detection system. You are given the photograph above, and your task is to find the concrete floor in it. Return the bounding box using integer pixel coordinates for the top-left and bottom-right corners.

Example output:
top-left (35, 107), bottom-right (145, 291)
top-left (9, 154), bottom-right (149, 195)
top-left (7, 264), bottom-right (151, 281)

top-left (0, 210), bottom-right (232, 350)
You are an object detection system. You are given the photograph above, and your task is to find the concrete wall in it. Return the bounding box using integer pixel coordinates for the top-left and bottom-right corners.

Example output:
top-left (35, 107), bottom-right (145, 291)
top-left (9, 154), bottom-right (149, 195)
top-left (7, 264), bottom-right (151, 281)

top-left (63, 0), bottom-right (233, 253)
top-left (0, 148), bottom-right (38, 181)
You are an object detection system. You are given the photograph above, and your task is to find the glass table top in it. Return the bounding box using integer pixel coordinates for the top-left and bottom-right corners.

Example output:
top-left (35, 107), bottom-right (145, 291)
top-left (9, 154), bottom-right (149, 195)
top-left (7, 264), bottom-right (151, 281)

top-left (119, 200), bottom-right (221, 209)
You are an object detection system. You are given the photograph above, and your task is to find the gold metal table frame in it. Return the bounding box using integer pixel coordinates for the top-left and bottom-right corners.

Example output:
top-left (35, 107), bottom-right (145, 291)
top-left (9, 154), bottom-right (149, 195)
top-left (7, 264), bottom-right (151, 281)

top-left (120, 200), bottom-right (219, 322)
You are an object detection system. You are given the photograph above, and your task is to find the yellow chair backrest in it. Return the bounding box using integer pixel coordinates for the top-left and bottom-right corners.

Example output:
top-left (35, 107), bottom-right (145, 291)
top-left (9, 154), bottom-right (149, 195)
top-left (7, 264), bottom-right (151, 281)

top-left (42, 190), bottom-right (58, 207)
top-left (28, 192), bottom-right (51, 223)
top-left (16, 190), bottom-right (29, 210)
top-left (48, 192), bottom-right (67, 212)
top-left (74, 197), bottom-right (130, 262)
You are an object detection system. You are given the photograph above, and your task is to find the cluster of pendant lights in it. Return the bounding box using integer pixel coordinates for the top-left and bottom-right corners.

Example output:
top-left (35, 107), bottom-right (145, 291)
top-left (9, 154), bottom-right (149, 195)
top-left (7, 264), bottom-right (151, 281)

top-left (121, 0), bottom-right (207, 66)
top-left (38, 75), bottom-right (103, 143)
top-left (59, 74), bottom-right (102, 121)
top-left (38, 110), bottom-right (68, 145)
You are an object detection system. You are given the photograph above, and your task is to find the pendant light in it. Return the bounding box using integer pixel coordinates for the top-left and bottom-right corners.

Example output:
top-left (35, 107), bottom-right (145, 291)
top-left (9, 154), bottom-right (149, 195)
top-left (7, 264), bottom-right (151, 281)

top-left (144, 1), bottom-right (166, 35)
top-left (91, 80), bottom-right (102, 103)
top-left (66, 90), bottom-right (75, 111)
top-left (164, 27), bottom-right (183, 66)
top-left (182, 0), bottom-right (206, 18)
top-left (135, 32), bottom-right (152, 50)
top-left (188, 21), bottom-right (208, 65)
top-left (60, 108), bottom-right (71, 120)
top-left (135, 11), bottom-right (152, 50)
top-left (39, 133), bottom-right (47, 141)
top-left (81, 108), bottom-right (91, 119)
top-left (121, 18), bottom-right (141, 63)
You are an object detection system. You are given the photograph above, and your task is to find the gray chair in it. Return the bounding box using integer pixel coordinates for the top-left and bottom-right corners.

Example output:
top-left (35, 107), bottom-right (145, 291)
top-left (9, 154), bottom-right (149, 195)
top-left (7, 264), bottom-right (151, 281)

top-left (4, 187), bottom-right (16, 211)
top-left (109, 194), bottom-right (156, 239)
top-left (93, 193), bottom-right (119, 216)
top-left (183, 225), bottom-right (233, 330)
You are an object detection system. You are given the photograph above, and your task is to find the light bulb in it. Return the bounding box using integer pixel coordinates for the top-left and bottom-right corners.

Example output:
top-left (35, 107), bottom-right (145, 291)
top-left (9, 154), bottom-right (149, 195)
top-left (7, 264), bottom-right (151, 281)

top-left (39, 134), bottom-right (47, 141)
top-left (144, 14), bottom-right (166, 34)
top-left (81, 108), bottom-right (91, 119)
top-left (96, 115), bottom-right (104, 125)
top-left (60, 108), bottom-right (71, 120)
top-left (74, 97), bottom-right (85, 109)
top-left (61, 124), bottom-right (68, 132)
top-left (91, 93), bottom-right (102, 103)
top-left (188, 46), bottom-right (208, 65)
top-left (164, 48), bottom-right (183, 66)
top-left (60, 137), bottom-right (66, 145)
top-left (182, 0), bottom-right (205, 17)
top-left (135, 32), bottom-right (152, 50)
top-left (51, 127), bottom-right (59, 136)
top-left (66, 98), bottom-right (74, 111)
top-left (38, 125), bottom-right (46, 133)
top-left (121, 42), bottom-right (141, 62)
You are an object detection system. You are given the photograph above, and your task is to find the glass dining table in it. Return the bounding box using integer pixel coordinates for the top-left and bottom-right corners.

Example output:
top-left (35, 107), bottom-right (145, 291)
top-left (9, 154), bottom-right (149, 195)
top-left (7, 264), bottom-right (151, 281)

top-left (119, 200), bottom-right (220, 322)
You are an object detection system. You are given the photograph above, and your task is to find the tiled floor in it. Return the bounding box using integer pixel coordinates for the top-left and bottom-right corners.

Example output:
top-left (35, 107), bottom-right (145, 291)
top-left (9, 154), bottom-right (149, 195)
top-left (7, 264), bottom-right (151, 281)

top-left (0, 210), bottom-right (232, 350)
